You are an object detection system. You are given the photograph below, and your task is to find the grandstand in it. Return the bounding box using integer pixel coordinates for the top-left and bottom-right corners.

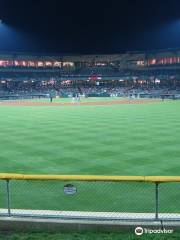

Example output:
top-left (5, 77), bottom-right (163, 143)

top-left (1, 49), bottom-right (180, 100)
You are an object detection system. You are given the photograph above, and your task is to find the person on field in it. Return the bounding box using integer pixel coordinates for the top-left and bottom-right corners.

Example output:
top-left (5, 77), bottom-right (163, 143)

top-left (77, 93), bottom-right (80, 103)
top-left (72, 92), bottom-right (76, 103)
top-left (50, 93), bottom-right (53, 103)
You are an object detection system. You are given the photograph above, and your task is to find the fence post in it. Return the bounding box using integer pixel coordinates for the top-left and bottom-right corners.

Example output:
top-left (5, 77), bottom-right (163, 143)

top-left (6, 180), bottom-right (11, 217)
top-left (155, 182), bottom-right (159, 220)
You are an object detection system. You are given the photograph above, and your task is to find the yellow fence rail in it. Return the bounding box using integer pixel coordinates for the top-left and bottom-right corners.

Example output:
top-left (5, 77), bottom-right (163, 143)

top-left (0, 173), bottom-right (180, 182)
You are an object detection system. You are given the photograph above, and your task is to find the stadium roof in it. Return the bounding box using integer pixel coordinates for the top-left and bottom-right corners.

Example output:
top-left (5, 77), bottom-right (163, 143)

top-left (1, 48), bottom-right (180, 62)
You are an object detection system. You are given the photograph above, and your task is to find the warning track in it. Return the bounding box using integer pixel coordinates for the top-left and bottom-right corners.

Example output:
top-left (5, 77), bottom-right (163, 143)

top-left (0, 99), bottom-right (161, 106)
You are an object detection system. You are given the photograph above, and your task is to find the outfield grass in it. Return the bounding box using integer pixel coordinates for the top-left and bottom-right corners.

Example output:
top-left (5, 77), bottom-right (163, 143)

top-left (0, 99), bottom-right (179, 176)
top-left (0, 99), bottom-right (180, 213)
top-left (1, 232), bottom-right (180, 240)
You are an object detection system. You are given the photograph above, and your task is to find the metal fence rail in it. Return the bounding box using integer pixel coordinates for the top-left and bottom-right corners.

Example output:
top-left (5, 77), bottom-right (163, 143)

top-left (0, 174), bottom-right (180, 221)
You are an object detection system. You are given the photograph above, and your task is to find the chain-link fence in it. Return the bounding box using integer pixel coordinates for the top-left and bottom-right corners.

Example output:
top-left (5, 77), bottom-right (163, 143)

top-left (0, 174), bottom-right (180, 221)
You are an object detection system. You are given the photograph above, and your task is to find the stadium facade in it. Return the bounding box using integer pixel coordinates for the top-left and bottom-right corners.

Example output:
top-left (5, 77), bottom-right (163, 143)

top-left (1, 48), bottom-right (180, 99)
top-left (1, 48), bottom-right (180, 76)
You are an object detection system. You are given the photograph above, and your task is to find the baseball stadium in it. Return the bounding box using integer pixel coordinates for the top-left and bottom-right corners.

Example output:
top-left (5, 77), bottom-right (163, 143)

top-left (0, 49), bottom-right (180, 239)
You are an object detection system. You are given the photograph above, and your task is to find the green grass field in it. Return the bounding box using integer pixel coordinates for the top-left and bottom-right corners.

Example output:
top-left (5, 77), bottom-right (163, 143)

top-left (0, 232), bottom-right (180, 240)
top-left (0, 98), bottom-right (179, 176)
top-left (0, 98), bottom-right (180, 213)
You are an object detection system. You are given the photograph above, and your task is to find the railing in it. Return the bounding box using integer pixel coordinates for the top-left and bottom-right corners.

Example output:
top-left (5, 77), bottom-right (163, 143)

top-left (0, 174), bottom-right (180, 221)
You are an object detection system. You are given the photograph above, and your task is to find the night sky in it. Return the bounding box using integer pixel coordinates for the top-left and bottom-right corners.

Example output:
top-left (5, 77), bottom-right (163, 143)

top-left (0, 0), bottom-right (180, 54)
